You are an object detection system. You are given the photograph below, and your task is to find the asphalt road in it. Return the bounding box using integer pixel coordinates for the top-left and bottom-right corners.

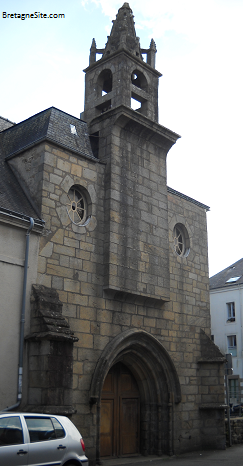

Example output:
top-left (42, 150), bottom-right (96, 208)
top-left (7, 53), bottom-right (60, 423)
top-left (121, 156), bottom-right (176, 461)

top-left (102, 445), bottom-right (243, 466)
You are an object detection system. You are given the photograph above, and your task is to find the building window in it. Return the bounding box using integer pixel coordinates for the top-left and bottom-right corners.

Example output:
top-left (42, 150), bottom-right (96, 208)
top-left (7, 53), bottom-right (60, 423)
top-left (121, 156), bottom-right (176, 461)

top-left (70, 124), bottom-right (78, 135)
top-left (227, 302), bottom-right (235, 322)
top-left (225, 276), bottom-right (241, 284)
top-left (229, 378), bottom-right (239, 403)
top-left (173, 223), bottom-right (190, 257)
top-left (67, 185), bottom-right (90, 226)
top-left (227, 335), bottom-right (237, 357)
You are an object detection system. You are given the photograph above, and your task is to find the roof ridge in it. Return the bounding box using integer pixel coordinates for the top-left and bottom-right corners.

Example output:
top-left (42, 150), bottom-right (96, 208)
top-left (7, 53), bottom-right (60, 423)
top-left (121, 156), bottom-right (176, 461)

top-left (167, 186), bottom-right (210, 211)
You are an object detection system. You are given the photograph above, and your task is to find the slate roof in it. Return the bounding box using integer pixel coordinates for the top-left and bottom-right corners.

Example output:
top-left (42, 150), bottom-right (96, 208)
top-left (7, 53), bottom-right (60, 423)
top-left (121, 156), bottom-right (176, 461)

top-left (0, 117), bottom-right (42, 222)
top-left (209, 258), bottom-right (243, 290)
top-left (0, 107), bottom-right (97, 224)
top-left (0, 116), bottom-right (15, 132)
top-left (1, 107), bottom-right (96, 161)
top-left (0, 154), bottom-right (43, 223)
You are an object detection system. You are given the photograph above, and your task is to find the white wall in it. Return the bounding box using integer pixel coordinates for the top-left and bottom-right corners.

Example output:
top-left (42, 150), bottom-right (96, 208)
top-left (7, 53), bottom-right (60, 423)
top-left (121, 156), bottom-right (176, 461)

top-left (0, 221), bottom-right (40, 410)
top-left (210, 285), bottom-right (243, 378)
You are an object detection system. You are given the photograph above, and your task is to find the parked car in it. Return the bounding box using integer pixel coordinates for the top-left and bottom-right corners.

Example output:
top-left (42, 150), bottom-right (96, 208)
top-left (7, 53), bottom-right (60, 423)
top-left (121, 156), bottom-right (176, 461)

top-left (231, 404), bottom-right (243, 416)
top-left (0, 412), bottom-right (89, 466)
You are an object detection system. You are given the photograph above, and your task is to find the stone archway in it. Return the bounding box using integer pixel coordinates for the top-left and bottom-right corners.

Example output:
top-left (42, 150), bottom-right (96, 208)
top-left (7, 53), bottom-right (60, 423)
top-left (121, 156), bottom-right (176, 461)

top-left (90, 329), bottom-right (181, 462)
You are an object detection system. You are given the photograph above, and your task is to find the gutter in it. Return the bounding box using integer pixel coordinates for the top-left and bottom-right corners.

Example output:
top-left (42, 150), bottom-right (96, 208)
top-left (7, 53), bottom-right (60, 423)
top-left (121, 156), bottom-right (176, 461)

top-left (0, 207), bottom-right (44, 230)
top-left (3, 217), bottom-right (34, 411)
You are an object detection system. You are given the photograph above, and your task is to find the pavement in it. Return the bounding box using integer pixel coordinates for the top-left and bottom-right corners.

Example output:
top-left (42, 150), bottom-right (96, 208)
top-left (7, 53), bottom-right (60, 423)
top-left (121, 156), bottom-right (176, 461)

top-left (101, 445), bottom-right (243, 466)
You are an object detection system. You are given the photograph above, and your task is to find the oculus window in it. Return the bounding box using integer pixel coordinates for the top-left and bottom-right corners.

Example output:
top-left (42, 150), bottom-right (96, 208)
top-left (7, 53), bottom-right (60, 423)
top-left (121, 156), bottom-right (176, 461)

top-left (67, 185), bottom-right (91, 226)
top-left (173, 223), bottom-right (190, 257)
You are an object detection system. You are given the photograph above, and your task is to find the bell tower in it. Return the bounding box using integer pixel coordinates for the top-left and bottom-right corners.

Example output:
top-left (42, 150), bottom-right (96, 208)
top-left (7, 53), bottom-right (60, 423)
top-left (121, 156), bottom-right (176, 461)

top-left (83, 2), bottom-right (160, 123)
top-left (82, 3), bottom-right (180, 301)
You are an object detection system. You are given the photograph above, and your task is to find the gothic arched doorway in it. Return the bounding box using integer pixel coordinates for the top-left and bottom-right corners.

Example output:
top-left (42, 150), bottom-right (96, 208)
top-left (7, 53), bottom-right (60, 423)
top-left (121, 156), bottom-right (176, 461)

top-left (100, 362), bottom-right (140, 457)
top-left (90, 329), bottom-right (181, 462)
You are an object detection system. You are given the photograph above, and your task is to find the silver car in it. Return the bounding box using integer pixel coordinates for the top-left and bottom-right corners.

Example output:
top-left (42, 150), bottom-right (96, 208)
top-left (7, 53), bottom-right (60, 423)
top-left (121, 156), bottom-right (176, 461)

top-left (0, 412), bottom-right (89, 466)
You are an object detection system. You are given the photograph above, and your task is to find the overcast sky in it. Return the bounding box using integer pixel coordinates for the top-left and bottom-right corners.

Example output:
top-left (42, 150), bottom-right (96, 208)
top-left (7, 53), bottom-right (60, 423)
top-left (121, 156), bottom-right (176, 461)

top-left (1, 0), bottom-right (243, 277)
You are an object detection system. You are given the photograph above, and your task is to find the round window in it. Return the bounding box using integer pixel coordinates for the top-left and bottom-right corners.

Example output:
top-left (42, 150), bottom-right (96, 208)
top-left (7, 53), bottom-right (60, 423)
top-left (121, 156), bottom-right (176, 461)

top-left (173, 223), bottom-right (190, 257)
top-left (67, 186), bottom-right (88, 226)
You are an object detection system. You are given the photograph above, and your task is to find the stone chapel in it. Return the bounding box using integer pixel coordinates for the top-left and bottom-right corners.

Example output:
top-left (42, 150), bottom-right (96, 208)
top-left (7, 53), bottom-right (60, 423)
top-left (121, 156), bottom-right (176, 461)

top-left (0, 3), bottom-right (226, 464)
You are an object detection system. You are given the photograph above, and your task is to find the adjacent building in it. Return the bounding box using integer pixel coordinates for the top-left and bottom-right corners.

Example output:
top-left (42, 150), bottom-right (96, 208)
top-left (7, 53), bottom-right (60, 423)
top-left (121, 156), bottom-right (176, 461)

top-left (0, 3), bottom-right (226, 463)
top-left (210, 258), bottom-right (243, 406)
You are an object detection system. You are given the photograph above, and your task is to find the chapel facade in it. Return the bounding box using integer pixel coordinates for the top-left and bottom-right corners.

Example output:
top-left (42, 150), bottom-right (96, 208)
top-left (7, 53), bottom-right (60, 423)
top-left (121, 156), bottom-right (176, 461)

top-left (0, 4), bottom-right (225, 464)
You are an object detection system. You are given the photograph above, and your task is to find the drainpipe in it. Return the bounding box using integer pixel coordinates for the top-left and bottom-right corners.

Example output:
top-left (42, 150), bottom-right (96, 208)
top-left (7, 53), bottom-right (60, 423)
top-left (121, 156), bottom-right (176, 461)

top-left (3, 217), bottom-right (34, 411)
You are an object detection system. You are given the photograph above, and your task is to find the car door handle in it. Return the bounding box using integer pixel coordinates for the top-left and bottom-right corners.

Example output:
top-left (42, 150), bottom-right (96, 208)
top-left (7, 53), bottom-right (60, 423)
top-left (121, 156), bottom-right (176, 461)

top-left (17, 450), bottom-right (28, 455)
top-left (57, 445), bottom-right (66, 450)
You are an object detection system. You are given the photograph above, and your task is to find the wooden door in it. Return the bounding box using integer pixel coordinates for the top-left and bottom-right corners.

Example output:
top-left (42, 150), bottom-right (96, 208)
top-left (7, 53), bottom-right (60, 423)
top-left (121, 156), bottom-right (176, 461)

top-left (100, 362), bottom-right (140, 458)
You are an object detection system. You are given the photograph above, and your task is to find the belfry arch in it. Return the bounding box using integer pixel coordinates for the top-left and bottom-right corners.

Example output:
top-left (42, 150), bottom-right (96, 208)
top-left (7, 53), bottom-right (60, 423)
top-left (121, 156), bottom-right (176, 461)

top-left (90, 329), bottom-right (181, 461)
top-left (97, 69), bottom-right (112, 96)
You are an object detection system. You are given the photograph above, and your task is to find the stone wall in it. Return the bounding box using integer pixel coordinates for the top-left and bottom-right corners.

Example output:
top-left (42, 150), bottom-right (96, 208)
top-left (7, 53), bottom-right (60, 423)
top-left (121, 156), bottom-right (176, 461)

top-left (226, 418), bottom-right (243, 444)
top-left (167, 191), bottom-right (225, 452)
top-left (103, 120), bottom-right (171, 300)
